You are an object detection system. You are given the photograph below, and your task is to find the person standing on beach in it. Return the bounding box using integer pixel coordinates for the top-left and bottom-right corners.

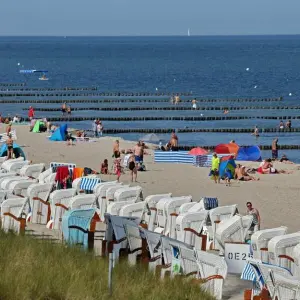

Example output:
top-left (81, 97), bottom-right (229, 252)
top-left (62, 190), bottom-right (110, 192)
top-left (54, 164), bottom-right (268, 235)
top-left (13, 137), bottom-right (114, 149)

top-left (272, 138), bottom-right (279, 160)
top-left (113, 140), bottom-right (121, 158)
top-left (28, 106), bottom-right (35, 120)
top-left (192, 98), bottom-right (197, 109)
top-left (169, 131), bottom-right (178, 151)
top-left (210, 153), bottom-right (220, 183)
top-left (128, 154), bottom-right (137, 182)
top-left (246, 202), bottom-right (260, 232)
top-left (134, 141), bottom-right (144, 163)
top-left (92, 120), bottom-right (98, 137)
top-left (6, 133), bottom-right (14, 159)
top-left (251, 126), bottom-right (259, 137)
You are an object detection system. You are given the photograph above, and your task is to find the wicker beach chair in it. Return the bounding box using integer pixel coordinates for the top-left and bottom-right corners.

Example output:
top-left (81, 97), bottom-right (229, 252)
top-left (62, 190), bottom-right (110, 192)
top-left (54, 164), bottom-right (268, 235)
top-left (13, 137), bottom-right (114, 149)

top-left (27, 183), bottom-right (53, 224)
top-left (19, 163), bottom-right (45, 179)
top-left (143, 193), bottom-right (172, 231)
top-left (1, 197), bottom-right (28, 234)
top-left (268, 232), bottom-right (300, 270)
top-left (175, 210), bottom-right (209, 249)
top-left (106, 184), bottom-right (130, 201)
top-left (272, 272), bottom-right (300, 300)
top-left (155, 196), bottom-right (192, 236)
top-left (195, 249), bottom-right (228, 300)
top-left (251, 227), bottom-right (288, 263)
top-left (119, 202), bottom-right (145, 219)
top-left (47, 188), bottom-right (77, 230)
top-left (69, 194), bottom-right (96, 210)
top-left (114, 186), bottom-right (143, 202)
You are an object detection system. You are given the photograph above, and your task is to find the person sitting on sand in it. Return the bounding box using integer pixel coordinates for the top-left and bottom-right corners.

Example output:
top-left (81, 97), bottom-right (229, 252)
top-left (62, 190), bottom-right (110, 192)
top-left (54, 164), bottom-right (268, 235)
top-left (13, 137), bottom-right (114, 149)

top-left (113, 140), bottom-right (121, 158)
top-left (128, 154), bottom-right (137, 182)
top-left (101, 159), bottom-right (109, 174)
top-left (260, 158), bottom-right (292, 174)
top-left (279, 154), bottom-right (294, 164)
top-left (169, 131), bottom-right (178, 151)
top-left (235, 164), bottom-right (258, 181)
top-left (240, 165), bottom-right (259, 181)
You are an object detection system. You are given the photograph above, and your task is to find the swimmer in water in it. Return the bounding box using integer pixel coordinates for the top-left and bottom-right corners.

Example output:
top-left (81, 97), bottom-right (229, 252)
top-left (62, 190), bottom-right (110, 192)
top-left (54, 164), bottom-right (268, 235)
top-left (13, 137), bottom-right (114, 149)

top-left (223, 109), bottom-right (229, 114)
top-left (251, 126), bottom-right (259, 137)
top-left (192, 98), bottom-right (197, 109)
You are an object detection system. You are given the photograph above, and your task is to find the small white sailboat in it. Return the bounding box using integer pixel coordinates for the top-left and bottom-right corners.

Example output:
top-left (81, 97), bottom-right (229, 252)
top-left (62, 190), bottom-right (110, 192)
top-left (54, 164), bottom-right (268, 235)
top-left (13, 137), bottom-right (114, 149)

top-left (188, 28), bottom-right (190, 36)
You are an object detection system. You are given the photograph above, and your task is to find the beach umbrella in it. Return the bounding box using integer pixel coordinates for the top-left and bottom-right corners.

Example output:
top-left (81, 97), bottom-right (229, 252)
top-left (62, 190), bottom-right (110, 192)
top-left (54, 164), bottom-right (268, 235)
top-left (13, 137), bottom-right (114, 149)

top-left (215, 143), bottom-right (239, 155)
top-left (141, 133), bottom-right (160, 143)
top-left (188, 147), bottom-right (208, 156)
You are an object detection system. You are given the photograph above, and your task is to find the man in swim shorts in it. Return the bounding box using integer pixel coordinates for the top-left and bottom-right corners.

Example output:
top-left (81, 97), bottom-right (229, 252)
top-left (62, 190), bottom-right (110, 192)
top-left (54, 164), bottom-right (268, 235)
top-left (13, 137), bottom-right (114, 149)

top-left (134, 141), bottom-right (144, 163)
top-left (272, 138), bottom-right (278, 160)
top-left (113, 140), bottom-right (121, 158)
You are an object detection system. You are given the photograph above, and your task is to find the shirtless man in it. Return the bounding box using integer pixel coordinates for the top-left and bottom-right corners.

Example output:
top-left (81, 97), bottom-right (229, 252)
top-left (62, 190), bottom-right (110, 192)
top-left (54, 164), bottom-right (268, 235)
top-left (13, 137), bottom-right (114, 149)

top-left (6, 134), bottom-right (14, 159)
top-left (169, 131), bottom-right (178, 151)
top-left (192, 98), bottom-right (197, 109)
top-left (235, 164), bottom-right (258, 181)
top-left (251, 126), bottom-right (259, 137)
top-left (113, 140), bottom-right (120, 158)
top-left (174, 95), bottom-right (180, 105)
top-left (134, 141), bottom-right (144, 163)
top-left (272, 138), bottom-right (279, 160)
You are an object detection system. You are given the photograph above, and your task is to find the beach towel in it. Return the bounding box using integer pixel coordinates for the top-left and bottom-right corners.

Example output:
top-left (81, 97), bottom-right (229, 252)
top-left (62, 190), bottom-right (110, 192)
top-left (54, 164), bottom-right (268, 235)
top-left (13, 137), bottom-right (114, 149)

top-left (55, 166), bottom-right (71, 189)
top-left (72, 167), bottom-right (84, 180)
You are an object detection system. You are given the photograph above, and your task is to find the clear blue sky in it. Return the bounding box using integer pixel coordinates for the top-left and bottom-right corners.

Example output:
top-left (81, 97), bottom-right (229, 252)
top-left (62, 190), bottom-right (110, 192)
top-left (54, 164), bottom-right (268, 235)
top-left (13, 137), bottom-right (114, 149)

top-left (1, 0), bottom-right (299, 36)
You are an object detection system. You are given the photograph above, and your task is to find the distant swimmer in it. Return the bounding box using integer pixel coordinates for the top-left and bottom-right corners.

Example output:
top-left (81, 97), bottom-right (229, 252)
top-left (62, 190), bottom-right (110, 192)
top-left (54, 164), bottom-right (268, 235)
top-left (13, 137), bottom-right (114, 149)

top-left (192, 98), bottom-right (197, 109)
top-left (223, 109), bottom-right (229, 114)
top-left (251, 126), bottom-right (259, 137)
top-left (279, 120), bottom-right (284, 129)
top-left (174, 95), bottom-right (180, 105)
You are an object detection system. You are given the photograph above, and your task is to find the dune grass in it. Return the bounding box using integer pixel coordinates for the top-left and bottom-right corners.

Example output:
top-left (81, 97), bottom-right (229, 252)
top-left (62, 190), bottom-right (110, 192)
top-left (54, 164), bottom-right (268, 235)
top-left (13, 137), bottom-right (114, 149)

top-left (0, 231), bottom-right (215, 300)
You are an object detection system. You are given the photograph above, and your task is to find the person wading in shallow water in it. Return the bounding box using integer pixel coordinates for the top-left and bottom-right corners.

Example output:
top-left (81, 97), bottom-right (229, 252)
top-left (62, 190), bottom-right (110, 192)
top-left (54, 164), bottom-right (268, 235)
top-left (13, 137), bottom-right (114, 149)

top-left (169, 131), bottom-right (178, 151)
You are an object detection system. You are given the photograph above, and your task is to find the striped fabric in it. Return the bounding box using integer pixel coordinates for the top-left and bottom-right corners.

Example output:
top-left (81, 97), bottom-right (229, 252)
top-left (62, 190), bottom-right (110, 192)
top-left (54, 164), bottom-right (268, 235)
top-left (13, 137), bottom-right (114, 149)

top-left (241, 263), bottom-right (257, 282)
top-left (202, 197), bottom-right (218, 210)
top-left (50, 162), bottom-right (76, 171)
top-left (80, 177), bottom-right (101, 191)
top-left (154, 151), bottom-right (196, 164)
top-left (0, 130), bottom-right (17, 143)
top-left (194, 154), bottom-right (229, 167)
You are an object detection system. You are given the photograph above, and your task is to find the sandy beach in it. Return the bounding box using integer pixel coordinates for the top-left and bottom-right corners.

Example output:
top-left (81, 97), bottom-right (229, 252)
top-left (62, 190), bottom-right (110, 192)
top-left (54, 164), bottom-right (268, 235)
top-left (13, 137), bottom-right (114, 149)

top-left (4, 123), bottom-right (300, 233)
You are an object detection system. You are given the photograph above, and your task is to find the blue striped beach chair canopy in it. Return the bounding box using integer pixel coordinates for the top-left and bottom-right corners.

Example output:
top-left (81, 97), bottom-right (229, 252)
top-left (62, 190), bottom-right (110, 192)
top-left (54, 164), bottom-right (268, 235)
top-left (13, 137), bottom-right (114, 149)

top-left (80, 177), bottom-right (101, 191)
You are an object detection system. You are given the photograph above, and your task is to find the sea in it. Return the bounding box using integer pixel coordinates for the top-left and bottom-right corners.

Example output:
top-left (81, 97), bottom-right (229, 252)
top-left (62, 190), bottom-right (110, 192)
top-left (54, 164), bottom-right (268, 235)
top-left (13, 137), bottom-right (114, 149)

top-left (1, 35), bottom-right (300, 161)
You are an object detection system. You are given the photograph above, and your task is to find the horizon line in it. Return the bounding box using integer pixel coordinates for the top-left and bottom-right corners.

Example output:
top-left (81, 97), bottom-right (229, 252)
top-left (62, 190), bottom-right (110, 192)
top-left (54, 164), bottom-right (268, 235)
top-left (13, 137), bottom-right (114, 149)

top-left (0, 33), bottom-right (300, 37)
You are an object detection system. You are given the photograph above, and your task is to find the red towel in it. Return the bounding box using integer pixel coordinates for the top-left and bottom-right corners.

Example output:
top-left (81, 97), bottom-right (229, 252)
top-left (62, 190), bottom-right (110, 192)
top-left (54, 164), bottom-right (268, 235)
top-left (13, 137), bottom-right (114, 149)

top-left (55, 166), bottom-right (70, 183)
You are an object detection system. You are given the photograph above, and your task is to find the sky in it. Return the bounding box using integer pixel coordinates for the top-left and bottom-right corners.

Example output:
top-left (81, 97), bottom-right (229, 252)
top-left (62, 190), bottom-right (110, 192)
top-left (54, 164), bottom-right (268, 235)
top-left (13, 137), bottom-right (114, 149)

top-left (1, 0), bottom-right (300, 36)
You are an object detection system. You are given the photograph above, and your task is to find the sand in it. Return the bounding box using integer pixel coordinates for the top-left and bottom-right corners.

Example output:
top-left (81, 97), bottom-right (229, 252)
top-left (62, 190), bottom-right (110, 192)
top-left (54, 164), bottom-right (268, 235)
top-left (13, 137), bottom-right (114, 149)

top-left (4, 123), bottom-right (300, 232)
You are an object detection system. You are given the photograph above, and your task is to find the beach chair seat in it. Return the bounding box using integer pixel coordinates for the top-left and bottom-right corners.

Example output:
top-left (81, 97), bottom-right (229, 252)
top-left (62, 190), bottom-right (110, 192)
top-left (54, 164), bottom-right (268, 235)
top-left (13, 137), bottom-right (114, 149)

top-left (18, 163), bottom-right (45, 179)
top-left (194, 249), bottom-right (228, 300)
top-left (27, 183), bottom-right (53, 224)
top-left (47, 188), bottom-right (77, 230)
top-left (175, 210), bottom-right (209, 249)
top-left (0, 176), bottom-right (31, 190)
top-left (155, 196), bottom-right (192, 236)
top-left (93, 181), bottom-right (122, 221)
top-left (1, 197), bottom-right (28, 234)
top-left (69, 194), bottom-right (96, 210)
top-left (268, 232), bottom-right (300, 270)
top-left (107, 200), bottom-right (136, 216)
top-left (142, 193), bottom-right (172, 231)
top-left (272, 271), bottom-right (300, 300)
top-left (251, 227), bottom-right (288, 263)
top-left (38, 168), bottom-right (56, 184)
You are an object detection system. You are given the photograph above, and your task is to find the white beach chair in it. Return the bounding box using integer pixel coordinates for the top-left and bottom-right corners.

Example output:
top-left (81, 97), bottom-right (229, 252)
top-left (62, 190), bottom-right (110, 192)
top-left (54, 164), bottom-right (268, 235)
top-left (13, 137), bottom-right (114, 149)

top-left (1, 197), bottom-right (29, 234)
top-left (119, 202), bottom-right (145, 219)
top-left (0, 176), bottom-right (34, 190)
top-left (175, 210), bottom-right (209, 249)
top-left (93, 181), bottom-right (121, 221)
top-left (143, 229), bottom-right (163, 271)
top-left (195, 249), bottom-right (228, 300)
top-left (160, 235), bottom-right (174, 278)
top-left (106, 185), bottom-right (130, 202)
top-left (291, 243), bottom-right (300, 277)
top-left (38, 168), bottom-right (56, 184)
top-left (268, 232), bottom-right (300, 270)
top-left (1, 159), bottom-right (30, 173)
top-left (155, 196), bottom-right (192, 236)
top-left (124, 222), bottom-right (144, 265)
top-left (47, 188), bottom-right (77, 230)
top-left (114, 186), bottom-right (143, 203)
top-left (251, 227), bottom-right (288, 263)
top-left (69, 194), bottom-right (96, 210)
top-left (207, 205), bottom-right (238, 249)
top-left (142, 193), bottom-right (172, 231)
top-left (214, 215), bottom-right (253, 251)
top-left (27, 183), bottom-right (53, 224)
top-left (107, 200), bottom-right (136, 216)
top-left (18, 163), bottom-right (45, 179)
top-left (272, 272), bottom-right (300, 300)
top-left (8, 179), bottom-right (37, 198)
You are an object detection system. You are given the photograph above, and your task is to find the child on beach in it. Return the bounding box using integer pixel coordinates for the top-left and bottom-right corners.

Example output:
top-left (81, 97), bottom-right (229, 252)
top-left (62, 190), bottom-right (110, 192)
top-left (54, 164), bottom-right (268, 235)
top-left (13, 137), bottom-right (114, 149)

top-left (114, 158), bottom-right (122, 182)
top-left (101, 159), bottom-right (109, 174)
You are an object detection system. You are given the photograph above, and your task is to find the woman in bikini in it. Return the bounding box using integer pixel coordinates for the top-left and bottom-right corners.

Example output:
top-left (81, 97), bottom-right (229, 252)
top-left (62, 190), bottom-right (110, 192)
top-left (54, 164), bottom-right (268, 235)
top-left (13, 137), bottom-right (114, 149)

top-left (128, 155), bottom-right (137, 182)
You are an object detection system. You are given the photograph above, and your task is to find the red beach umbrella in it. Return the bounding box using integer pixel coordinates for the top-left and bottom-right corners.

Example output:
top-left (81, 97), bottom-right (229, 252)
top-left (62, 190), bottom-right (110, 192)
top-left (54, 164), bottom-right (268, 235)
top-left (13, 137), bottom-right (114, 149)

top-left (188, 147), bottom-right (208, 156)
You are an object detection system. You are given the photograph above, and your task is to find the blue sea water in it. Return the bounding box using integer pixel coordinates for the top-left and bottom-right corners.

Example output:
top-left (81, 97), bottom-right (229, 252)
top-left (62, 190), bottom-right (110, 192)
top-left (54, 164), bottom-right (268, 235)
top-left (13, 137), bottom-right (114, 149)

top-left (1, 35), bottom-right (300, 161)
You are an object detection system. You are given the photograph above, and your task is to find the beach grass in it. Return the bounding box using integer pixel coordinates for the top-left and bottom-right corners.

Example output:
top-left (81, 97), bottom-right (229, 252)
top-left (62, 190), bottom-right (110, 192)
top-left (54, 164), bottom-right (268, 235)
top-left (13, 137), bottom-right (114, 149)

top-left (0, 231), bottom-right (214, 300)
